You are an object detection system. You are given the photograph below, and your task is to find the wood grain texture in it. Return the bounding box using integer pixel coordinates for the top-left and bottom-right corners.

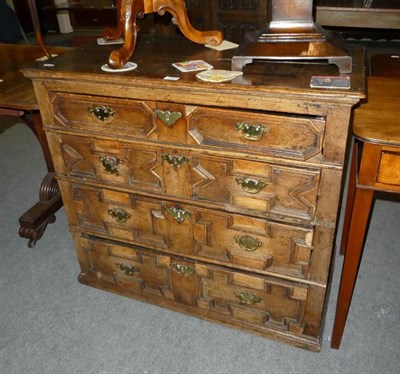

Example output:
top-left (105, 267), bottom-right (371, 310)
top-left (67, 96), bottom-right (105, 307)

top-left (24, 37), bottom-right (365, 351)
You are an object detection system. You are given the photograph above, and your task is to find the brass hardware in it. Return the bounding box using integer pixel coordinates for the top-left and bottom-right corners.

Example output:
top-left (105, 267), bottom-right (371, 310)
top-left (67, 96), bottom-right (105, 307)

top-left (108, 208), bottom-right (131, 223)
top-left (236, 177), bottom-right (267, 194)
top-left (116, 263), bottom-right (138, 276)
top-left (161, 153), bottom-right (189, 170)
top-left (154, 110), bottom-right (182, 127)
top-left (234, 291), bottom-right (262, 305)
top-left (89, 105), bottom-right (115, 121)
top-left (99, 156), bottom-right (121, 175)
top-left (235, 235), bottom-right (263, 252)
top-left (166, 206), bottom-right (192, 223)
top-left (171, 263), bottom-right (195, 276)
top-left (236, 122), bottom-right (270, 141)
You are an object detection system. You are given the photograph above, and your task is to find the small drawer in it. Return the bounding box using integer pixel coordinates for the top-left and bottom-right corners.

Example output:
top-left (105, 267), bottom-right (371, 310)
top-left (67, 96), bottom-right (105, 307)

top-left (377, 150), bottom-right (400, 187)
top-left (61, 182), bottom-right (315, 279)
top-left (49, 133), bottom-right (320, 224)
top-left (74, 234), bottom-right (313, 337)
top-left (51, 93), bottom-right (155, 137)
top-left (188, 107), bottom-right (325, 161)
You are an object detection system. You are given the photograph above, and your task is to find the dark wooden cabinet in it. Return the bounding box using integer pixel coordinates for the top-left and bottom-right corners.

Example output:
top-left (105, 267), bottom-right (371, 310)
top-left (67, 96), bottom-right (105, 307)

top-left (21, 1), bottom-right (399, 39)
top-left (184, 0), bottom-right (268, 43)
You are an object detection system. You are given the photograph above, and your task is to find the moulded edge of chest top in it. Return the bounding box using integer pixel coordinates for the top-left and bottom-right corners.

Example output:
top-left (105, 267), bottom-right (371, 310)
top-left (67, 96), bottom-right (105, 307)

top-left (31, 75), bottom-right (363, 118)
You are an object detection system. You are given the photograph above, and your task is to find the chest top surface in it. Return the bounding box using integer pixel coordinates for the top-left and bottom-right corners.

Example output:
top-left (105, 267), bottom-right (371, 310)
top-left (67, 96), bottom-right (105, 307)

top-left (22, 35), bottom-right (365, 106)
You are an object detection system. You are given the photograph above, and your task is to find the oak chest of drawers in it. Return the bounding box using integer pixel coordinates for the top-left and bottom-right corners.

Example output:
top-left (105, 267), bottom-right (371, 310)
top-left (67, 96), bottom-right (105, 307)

top-left (24, 37), bottom-right (365, 351)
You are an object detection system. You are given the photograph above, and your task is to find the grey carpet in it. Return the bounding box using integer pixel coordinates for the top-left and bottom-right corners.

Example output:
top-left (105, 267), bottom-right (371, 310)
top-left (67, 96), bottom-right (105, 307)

top-left (1, 119), bottom-right (399, 374)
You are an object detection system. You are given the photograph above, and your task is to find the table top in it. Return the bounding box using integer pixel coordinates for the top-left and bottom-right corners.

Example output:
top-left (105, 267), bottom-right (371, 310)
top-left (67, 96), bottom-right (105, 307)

top-left (0, 44), bottom-right (71, 111)
top-left (353, 76), bottom-right (400, 146)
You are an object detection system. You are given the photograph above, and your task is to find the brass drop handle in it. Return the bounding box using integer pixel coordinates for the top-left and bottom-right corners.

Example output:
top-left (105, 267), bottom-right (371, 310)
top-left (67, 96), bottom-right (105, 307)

top-left (236, 177), bottom-right (267, 194)
top-left (154, 110), bottom-right (182, 127)
top-left (171, 263), bottom-right (195, 276)
top-left (89, 105), bottom-right (115, 121)
top-left (236, 122), bottom-right (270, 141)
top-left (166, 206), bottom-right (192, 223)
top-left (235, 235), bottom-right (263, 252)
top-left (116, 263), bottom-right (139, 276)
top-left (234, 291), bottom-right (262, 305)
top-left (108, 208), bottom-right (131, 223)
top-left (99, 156), bottom-right (121, 175)
top-left (161, 153), bottom-right (189, 170)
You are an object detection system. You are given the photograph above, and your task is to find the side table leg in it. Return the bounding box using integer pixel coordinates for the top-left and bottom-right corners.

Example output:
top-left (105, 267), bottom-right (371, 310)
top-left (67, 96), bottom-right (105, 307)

top-left (331, 186), bottom-right (374, 349)
top-left (18, 112), bottom-right (63, 247)
top-left (340, 142), bottom-right (358, 256)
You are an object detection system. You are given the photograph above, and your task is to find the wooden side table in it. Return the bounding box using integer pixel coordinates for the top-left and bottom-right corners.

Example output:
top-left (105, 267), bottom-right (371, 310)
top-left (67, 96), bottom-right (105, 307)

top-left (331, 76), bottom-right (400, 348)
top-left (0, 44), bottom-right (68, 247)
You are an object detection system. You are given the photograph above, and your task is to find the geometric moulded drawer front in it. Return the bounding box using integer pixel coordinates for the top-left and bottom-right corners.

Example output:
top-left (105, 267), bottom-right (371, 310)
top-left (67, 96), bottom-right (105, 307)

top-left (50, 93), bottom-right (156, 138)
top-left (49, 133), bottom-right (321, 224)
top-left (74, 234), bottom-right (313, 338)
top-left (60, 181), bottom-right (315, 280)
top-left (196, 263), bottom-right (309, 335)
top-left (188, 107), bottom-right (325, 161)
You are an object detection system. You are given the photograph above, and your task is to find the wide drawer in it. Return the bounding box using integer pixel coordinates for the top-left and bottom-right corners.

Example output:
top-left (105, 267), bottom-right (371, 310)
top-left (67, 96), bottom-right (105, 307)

top-left (49, 93), bottom-right (325, 161)
top-left (74, 233), bottom-right (322, 344)
top-left (60, 181), bottom-right (315, 280)
top-left (51, 93), bottom-right (157, 137)
top-left (48, 133), bottom-right (320, 224)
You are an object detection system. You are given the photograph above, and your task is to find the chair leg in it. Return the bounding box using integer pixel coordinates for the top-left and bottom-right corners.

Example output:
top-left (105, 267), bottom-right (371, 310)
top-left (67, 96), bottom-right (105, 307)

top-left (331, 186), bottom-right (374, 349)
top-left (340, 142), bottom-right (358, 255)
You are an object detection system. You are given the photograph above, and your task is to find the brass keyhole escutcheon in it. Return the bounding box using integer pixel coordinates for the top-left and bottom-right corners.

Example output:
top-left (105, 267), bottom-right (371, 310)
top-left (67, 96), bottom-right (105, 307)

top-left (171, 263), bottom-right (195, 276)
top-left (89, 105), bottom-right (115, 121)
top-left (161, 153), bottom-right (189, 170)
top-left (166, 206), bottom-right (192, 223)
top-left (236, 122), bottom-right (270, 141)
top-left (154, 110), bottom-right (182, 127)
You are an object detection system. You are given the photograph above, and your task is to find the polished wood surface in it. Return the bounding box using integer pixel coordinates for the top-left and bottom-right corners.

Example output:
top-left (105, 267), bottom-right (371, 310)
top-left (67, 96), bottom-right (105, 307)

top-left (0, 44), bottom-right (68, 247)
top-left (231, 0), bottom-right (353, 74)
top-left (370, 54), bottom-right (400, 78)
top-left (23, 37), bottom-right (364, 351)
top-left (103, 0), bottom-right (223, 69)
top-left (331, 75), bottom-right (400, 349)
